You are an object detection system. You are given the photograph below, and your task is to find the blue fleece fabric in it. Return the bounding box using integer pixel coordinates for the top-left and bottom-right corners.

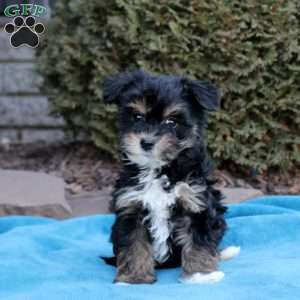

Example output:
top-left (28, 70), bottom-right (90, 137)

top-left (0, 196), bottom-right (300, 300)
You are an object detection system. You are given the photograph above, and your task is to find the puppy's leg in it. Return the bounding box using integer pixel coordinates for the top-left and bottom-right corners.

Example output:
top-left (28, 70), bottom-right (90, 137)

top-left (174, 182), bottom-right (207, 213)
top-left (175, 214), bottom-right (226, 284)
top-left (180, 242), bottom-right (223, 284)
top-left (111, 207), bottom-right (155, 284)
top-left (116, 237), bottom-right (155, 284)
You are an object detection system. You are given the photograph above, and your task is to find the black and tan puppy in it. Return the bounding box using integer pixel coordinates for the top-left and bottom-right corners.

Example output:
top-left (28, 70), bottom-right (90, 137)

top-left (103, 70), bottom-right (239, 284)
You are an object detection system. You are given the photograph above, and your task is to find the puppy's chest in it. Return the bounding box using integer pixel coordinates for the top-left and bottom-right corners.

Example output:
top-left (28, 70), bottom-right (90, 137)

top-left (141, 175), bottom-right (176, 213)
top-left (138, 173), bottom-right (176, 263)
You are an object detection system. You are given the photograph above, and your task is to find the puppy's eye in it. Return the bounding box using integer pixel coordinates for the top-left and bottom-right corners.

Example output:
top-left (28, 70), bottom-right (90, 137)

top-left (134, 114), bottom-right (145, 121)
top-left (164, 119), bottom-right (177, 127)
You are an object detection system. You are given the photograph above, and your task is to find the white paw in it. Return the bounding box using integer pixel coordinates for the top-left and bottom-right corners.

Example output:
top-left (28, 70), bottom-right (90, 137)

top-left (220, 246), bottom-right (240, 261)
top-left (115, 282), bottom-right (130, 285)
top-left (174, 182), bottom-right (190, 198)
top-left (180, 271), bottom-right (224, 284)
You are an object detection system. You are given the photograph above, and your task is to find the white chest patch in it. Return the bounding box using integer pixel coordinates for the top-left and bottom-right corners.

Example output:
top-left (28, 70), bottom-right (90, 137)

top-left (140, 171), bottom-right (176, 263)
top-left (116, 170), bottom-right (177, 263)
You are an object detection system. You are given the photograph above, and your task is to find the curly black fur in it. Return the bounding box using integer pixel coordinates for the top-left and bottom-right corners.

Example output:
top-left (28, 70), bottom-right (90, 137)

top-left (102, 70), bottom-right (227, 282)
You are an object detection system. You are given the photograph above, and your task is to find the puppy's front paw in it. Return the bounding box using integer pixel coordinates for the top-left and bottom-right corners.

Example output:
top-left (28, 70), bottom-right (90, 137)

top-left (115, 273), bottom-right (156, 284)
top-left (174, 182), bottom-right (206, 213)
top-left (180, 271), bottom-right (224, 284)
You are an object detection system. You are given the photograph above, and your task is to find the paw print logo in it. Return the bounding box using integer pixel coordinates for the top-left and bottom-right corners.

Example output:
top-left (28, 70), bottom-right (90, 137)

top-left (4, 16), bottom-right (45, 48)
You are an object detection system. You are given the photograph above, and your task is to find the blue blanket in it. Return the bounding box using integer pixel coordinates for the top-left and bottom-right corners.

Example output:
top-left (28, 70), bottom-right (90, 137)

top-left (1, 196), bottom-right (300, 300)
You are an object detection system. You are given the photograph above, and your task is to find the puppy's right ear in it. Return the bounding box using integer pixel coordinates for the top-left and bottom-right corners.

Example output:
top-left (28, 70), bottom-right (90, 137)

top-left (103, 72), bottom-right (134, 104)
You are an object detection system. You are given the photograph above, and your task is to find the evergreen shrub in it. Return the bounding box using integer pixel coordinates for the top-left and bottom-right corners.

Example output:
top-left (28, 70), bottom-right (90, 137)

top-left (37, 0), bottom-right (300, 170)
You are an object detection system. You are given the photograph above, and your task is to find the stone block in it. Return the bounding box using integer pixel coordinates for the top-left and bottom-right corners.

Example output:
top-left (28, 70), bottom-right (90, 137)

top-left (0, 31), bottom-right (35, 60)
top-left (0, 96), bottom-right (64, 126)
top-left (221, 188), bottom-right (264, 204)
top-left (21, 129), bottom-right (66, 143)
top-left (0, 129), bottom-right (19, 143)
top-left (0, 63), bottom-right (41, 93)
top-left (0, 170), bottom-right (72, 218)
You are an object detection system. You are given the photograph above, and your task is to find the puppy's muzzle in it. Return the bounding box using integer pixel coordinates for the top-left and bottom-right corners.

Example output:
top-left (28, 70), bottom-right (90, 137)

top-left (140, 139), bottom-right (154, 151)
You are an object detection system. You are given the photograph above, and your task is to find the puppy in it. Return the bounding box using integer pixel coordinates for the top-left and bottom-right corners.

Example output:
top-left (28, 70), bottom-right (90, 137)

top-left (102, 70), bottom-right (239, 284)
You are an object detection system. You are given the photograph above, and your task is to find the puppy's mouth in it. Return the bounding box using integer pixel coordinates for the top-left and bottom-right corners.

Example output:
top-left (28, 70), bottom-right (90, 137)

top-left (121, 132), bottom-right (182, 168)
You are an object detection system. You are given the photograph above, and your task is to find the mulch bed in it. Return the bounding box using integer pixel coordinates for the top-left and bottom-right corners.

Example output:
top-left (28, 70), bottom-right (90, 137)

top-left (0, 142), bottom-right (299, 195)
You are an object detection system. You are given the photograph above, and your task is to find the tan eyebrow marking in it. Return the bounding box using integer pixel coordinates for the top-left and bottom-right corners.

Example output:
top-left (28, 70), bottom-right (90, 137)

top-left (127, 98), bottom-right (148, 114)
top-left (163, 103), bottom-right (185, 118)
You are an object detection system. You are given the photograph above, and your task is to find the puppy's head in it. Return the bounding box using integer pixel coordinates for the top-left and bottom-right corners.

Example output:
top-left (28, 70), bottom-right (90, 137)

top-left (103, 70), bottom-right (220, 168)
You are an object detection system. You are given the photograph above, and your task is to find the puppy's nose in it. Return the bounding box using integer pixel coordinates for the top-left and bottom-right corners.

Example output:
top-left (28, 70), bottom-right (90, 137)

top-left (141, 139), bottom-right (154, 151)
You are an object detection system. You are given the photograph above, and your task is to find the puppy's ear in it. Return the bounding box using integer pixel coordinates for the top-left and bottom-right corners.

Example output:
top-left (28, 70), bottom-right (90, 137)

top-left (184, 79), bottom-right (220, 111)
top-left (103, 72), bottom-right (135, 104)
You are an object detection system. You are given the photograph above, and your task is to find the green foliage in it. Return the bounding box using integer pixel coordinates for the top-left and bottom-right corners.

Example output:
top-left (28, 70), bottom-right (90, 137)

top-left (37, 0), bottom-right (300, 170)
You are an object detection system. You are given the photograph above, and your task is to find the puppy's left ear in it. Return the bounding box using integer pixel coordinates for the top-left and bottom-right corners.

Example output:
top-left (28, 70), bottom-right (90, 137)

top-left (103, 72), bottom-right (134, 104)
top-left (184, 79), bottom-right (220, 111)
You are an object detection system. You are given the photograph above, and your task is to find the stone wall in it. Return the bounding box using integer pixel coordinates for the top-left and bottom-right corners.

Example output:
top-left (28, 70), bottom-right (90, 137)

top-left (0, 19), bottom-right (66, 144)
